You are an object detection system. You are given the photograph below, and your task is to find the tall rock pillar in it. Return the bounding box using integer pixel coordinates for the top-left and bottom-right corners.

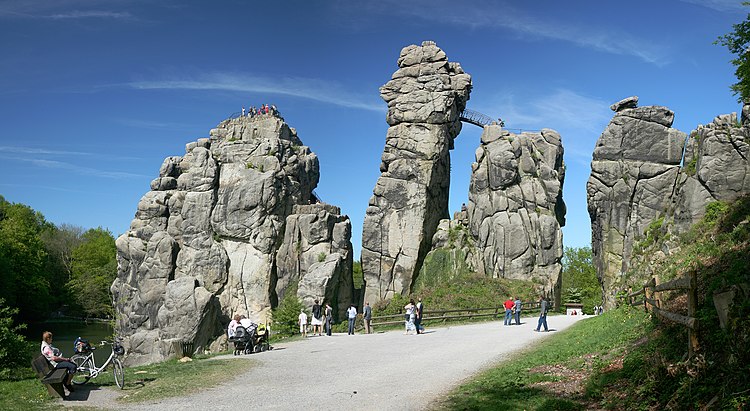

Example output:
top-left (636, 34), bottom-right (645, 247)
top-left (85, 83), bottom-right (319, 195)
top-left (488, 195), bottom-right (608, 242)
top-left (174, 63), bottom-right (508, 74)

top-left (587, 97), bottom-right (686, 309)
top-left (362, 41), bottom-right (472, 302)
top-left (468, 126), bottom-right (566, 306)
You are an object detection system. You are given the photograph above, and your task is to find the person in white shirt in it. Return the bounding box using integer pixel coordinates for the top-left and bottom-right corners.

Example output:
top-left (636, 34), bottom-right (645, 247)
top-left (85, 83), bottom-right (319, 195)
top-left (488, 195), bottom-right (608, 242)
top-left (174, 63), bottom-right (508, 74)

top-left (298, 309), bottom-right (308, 337)
top-left (346, 304), bottom-right (357, 335)
top-left (227, 314), bottom-right (240, 338)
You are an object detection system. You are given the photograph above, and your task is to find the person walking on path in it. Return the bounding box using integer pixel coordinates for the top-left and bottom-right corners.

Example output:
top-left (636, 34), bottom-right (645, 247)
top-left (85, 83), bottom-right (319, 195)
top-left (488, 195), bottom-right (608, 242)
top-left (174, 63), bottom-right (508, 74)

top-left (534, 295), bottom-right (549, 332)
top-left (513, 297), bottom-right (522, 325)
top-left (324, 302), bottom-right (333, 336)
top-left (414, 298), bottom-right (424, 334)
top-left (363, 302), bottom-right (373, 334)
top-left (298, 309), bottom-right (308, 338)
top-left (347, 304), bottom-right (357, 335)
top-left (404, 300), bottom-right (416, 335)
top-left (311, 300), bottom-right (323, 336)
top-left (503, 297), bottom-right (515, 325)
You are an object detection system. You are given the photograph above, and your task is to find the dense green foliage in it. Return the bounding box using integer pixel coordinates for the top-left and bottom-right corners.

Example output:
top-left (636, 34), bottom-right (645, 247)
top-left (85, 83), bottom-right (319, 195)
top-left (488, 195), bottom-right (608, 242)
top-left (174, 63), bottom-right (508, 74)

top-left (67, 227), bottom-right (117, 318)
top-left (352, 259), bottom-right (363, 289)
top-left (716, 2), bottom-right (750, 102)
top-left (0, 197), bottom-right (59, 321)
top-left (560, 247), bottom-right (600, 314)
top-left (0, 196), bottom-right (117, 323)
top-left (0, 300), bottom-right (31, 380)
top-left (271, 282), bottom-right (307, 337)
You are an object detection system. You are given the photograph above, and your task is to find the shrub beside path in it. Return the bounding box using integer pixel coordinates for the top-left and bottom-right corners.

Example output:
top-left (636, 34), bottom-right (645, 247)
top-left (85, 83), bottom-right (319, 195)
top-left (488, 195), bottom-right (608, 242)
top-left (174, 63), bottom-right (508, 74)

top-left (84, 315), bottom-right (588, 410)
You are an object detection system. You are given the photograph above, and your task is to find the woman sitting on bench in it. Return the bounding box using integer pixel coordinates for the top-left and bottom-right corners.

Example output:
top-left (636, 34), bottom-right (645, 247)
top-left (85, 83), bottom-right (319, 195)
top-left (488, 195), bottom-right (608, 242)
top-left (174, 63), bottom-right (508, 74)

top-left (41, 331), bottom-right (77, 393)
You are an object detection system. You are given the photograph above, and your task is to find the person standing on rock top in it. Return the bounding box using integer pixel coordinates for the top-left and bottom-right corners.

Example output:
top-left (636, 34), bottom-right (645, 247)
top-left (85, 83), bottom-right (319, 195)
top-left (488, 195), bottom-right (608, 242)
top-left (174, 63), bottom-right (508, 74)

top-left (534, 295), bottom-right (549, 332)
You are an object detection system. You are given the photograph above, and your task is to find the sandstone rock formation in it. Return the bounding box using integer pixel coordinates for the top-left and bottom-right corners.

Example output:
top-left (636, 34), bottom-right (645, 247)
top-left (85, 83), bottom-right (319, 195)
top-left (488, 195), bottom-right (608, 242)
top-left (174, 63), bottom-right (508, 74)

top-left (276, 203), bottom-right (353, 320)
top-left (467, 125), bottom-right (566, 303)
top-left (112, 113), bottom-right (353, 365)
top-left (362, 41), bottom-right (472, 302)
top-left (588, 97), bottom-right (686, 308)
top-left (672, 111), bottom-right (750, 231)
top-left (588, 96), bottom-right (750, 308)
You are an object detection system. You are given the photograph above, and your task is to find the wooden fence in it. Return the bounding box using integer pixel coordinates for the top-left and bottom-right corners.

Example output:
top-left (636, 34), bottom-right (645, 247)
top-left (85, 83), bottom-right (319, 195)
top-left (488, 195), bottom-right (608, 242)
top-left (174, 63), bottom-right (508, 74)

top-left (371, 301), bottom-right (550, 328)
top-left (627, 271), bottom-right (698, 356)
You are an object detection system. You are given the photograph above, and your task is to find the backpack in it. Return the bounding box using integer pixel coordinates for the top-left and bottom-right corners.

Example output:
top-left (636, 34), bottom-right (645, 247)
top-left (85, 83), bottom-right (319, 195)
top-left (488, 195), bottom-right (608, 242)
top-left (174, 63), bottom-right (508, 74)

top-left (74, 337), bottom-right (92, 354)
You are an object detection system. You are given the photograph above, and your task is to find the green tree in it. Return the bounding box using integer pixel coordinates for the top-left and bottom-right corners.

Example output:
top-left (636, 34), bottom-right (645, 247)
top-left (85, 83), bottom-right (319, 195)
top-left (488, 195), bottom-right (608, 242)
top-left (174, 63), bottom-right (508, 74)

top-left (0, 298), bottom-right (29, 380)
top-left (271, 282), bottom-right (306, 337)
top-left (67, 227), bottom-right (117, 318)
top-left (716, 3), bottom-right (750, 102)
top-left (0, 196), bottom-right (54, 320)
top-left (561, 247), bottom-right (601, 314)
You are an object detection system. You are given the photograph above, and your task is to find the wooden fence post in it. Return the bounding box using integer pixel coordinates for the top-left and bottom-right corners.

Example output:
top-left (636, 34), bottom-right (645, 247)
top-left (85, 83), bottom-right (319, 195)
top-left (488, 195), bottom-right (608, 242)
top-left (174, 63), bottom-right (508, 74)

top-left (687, 271), bottom-right (699, 357)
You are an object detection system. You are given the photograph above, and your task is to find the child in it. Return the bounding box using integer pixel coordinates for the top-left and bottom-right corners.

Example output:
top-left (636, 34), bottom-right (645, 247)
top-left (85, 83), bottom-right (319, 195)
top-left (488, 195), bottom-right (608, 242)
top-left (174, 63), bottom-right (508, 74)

top-left (298, 309), bottom-right (308, 338)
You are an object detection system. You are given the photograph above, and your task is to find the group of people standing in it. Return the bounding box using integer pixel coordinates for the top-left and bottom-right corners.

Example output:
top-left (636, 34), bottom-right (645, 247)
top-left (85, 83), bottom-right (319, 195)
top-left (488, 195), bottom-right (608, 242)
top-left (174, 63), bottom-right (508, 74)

top-left (502, 297), bottom-right (523, 326)
top-left (403, 298), bottom-right (424, 335)
top-left (298, 300), bottom-right (334, 337)
top-left (241, 104), bottom-right (278, 117)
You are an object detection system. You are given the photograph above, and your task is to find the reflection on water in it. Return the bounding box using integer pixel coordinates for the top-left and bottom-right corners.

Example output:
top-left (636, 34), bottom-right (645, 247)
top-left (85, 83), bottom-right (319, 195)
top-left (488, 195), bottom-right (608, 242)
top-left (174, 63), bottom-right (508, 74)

top-left (23, 320), bottom-right (114, 366)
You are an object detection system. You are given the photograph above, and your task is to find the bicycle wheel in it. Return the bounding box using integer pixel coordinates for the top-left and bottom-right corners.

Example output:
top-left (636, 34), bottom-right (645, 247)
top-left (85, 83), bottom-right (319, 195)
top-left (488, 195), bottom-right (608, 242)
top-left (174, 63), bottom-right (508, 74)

top-left (70, 354), bottom-right (92, 385)
top-left (112, 358), bottom-right (125, 389)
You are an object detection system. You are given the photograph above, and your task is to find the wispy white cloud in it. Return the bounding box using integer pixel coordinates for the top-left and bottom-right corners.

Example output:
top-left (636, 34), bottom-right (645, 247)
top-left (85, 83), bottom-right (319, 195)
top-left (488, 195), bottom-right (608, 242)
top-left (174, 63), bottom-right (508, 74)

top-left (0, 182), bottom-right (86, 193)
top-left (47, 10), bottom-right (133, 19)
top-left (0, 0), bottom-right (135, 20)
top-left (125, 72), bottom-right (385, 112)
top-left (0, 146), bottom-right (92, 156)
top-left (477, 89), bottom-right (611, 166)
top-left (678, 0), bottom-right (747, 12)
top-left (354, 0), bottom-right (669, 66)
top-left (0, 156), bottom-right (148, 179)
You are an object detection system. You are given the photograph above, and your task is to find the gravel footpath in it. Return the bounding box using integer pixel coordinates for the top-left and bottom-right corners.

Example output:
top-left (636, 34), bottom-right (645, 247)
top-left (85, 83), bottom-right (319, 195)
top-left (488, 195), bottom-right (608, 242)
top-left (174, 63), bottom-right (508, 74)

top-left (68, 315), bottom-right (588, 410)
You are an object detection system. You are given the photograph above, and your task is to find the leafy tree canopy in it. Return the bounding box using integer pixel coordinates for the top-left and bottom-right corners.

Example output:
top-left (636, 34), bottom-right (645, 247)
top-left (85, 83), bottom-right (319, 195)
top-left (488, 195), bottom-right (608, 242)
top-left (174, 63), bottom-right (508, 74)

top-left (716, 2), bottom-right (750, 102)
top-left (561, 247), bottom-right (601, 314)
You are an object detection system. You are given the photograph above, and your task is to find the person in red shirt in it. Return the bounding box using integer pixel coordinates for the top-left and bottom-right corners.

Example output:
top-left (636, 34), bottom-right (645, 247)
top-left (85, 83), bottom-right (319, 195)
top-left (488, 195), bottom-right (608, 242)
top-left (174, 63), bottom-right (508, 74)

top-left (503, 298), bottom-right (515, 326)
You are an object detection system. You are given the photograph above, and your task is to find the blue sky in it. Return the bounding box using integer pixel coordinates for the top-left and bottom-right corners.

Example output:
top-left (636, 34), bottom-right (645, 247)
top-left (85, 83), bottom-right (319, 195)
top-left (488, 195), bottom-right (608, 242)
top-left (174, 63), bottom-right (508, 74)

top-left (0, 0), bottom-right (745, 258)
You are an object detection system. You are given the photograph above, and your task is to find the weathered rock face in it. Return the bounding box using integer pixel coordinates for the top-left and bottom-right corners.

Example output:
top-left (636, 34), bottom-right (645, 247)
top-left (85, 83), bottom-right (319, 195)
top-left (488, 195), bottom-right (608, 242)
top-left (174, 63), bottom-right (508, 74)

top-left (112, 113), bottom-right (352, 365)
top-left (672, 112), bottom-right (750, 231)
top-left (362, 41), bottom-right (472, 302)
top-left (588, 97), bottom-right (750, 308)
top-left (275, 203), bottom-right (353, 320)
top-left (588, 97), bottom-right (686, 308)
top-left (467, 125), bottom-right (566, 304)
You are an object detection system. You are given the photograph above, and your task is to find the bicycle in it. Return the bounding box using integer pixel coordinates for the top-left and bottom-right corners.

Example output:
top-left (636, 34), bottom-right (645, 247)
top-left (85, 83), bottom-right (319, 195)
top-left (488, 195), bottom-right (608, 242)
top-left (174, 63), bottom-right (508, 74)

top-left (70, 338), bottom-right (126, 389)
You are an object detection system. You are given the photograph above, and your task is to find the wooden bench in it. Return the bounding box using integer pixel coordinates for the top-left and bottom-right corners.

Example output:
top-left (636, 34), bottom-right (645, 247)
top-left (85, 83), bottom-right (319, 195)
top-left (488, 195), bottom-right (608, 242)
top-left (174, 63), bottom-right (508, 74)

top-left (31, 355), bottom-right (68, 399)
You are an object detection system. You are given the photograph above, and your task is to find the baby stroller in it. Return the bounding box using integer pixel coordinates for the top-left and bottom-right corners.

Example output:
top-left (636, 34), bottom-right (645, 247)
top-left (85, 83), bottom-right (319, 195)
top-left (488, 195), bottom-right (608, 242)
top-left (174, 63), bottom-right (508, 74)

top-left (229, 323), bottom-right (271, 355)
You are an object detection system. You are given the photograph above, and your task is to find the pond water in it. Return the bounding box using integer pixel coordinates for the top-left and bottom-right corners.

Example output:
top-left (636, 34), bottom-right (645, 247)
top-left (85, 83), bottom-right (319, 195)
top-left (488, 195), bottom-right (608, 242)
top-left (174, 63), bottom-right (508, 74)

top-left (23, 320), bottom-right (114, 365)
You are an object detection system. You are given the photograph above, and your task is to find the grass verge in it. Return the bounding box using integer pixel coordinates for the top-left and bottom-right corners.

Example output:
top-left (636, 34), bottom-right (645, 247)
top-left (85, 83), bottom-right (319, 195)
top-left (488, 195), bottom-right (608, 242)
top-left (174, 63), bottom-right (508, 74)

top-left (0, 353), bottom-right (253, 410)
top-left (432, 307), bottom-right (650, 410)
